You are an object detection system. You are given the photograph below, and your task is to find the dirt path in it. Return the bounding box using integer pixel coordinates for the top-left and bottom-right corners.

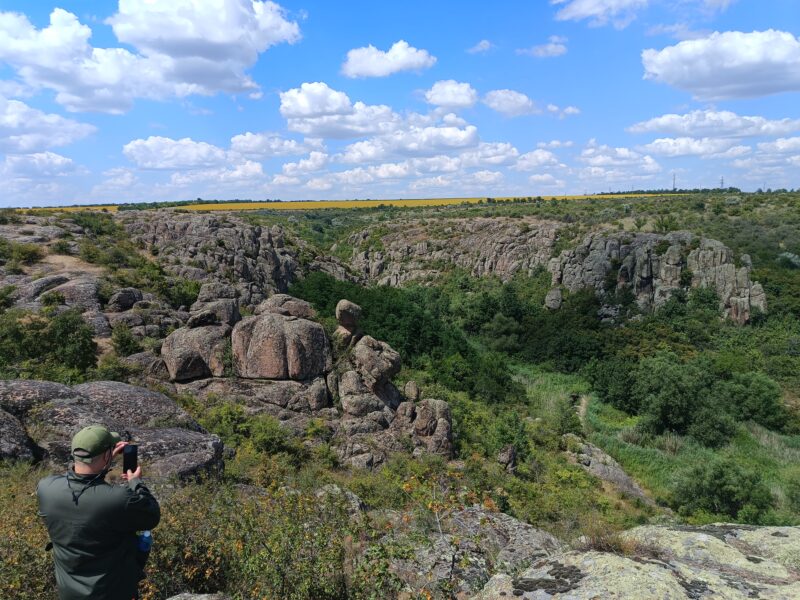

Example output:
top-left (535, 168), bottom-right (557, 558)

top-left (578, 394), bottom-right (589, 429)
top-left (40, 254), bottom-right (106, 275)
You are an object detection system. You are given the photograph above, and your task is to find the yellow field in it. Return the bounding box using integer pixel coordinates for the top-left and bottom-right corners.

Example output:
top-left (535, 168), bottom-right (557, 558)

top-left (179, 194), bottom-right (667, 211)
top-left (19, 193), bottom-right (676, 213)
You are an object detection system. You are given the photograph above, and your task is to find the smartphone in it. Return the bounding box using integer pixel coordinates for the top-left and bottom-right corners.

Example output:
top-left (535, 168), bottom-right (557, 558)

top-left (122, 444), bottom-right (138, 473)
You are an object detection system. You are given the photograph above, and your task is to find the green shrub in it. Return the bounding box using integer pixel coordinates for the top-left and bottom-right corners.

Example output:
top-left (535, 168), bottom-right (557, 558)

top-left (710, 372), bottom-right (786, 431)
top-left (111, 324), bottom-right (142, 357)
top-left (39, 291), bottom-right (65, 307)
top-left (0, 240), bottom-right (43, 266)
top-left (49, 239), bottom-right (72, 255)
top-left (0, 308), bottom-right (96, 381)
top-left (672, 457), bottom-right (775, 523)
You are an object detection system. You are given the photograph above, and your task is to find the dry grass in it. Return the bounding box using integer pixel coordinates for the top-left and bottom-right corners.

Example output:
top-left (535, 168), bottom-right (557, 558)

top-left (25, 205), bottom-right (119, 213)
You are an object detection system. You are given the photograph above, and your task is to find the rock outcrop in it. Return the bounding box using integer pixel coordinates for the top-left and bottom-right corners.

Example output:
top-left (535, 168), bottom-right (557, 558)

top-left (0, 379), bottom-right (223, 480)
top-left (335, 334), bottom-right (453, 468)
top-left (562, 433), bottom-right (654, 506)
top-left (475, 524), bottom-right (800, 599)
top-left (375, 505), bottom-right (562, 597)
top-left (548, 231), bottom-right (766, 323)
top-left (347, 217), bottom-right (559, 285)
top-left (120, 212), bottom-right (302, 307)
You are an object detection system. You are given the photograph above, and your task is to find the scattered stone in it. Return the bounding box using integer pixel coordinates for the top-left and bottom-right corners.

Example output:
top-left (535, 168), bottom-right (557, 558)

top-left (106, 288), bottom-right (143, 312)
top-left (544, 287), bottom-right (563, 310)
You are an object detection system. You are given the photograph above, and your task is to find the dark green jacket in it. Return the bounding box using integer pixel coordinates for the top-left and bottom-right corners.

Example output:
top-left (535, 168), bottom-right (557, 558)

top-left (37, 469), bottom-right (161, 600)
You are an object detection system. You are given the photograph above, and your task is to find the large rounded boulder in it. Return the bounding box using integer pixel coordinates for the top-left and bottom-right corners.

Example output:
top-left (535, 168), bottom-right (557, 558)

top-left (232, 313), bottom-right (332, 380)
top-left (161, 325), bottom-right (231, 382)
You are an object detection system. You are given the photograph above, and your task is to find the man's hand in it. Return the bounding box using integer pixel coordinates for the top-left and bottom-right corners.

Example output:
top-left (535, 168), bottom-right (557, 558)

top-left (111, 441), bottom-right (127, 457)
top-left (122, 466), bottom-right (142, 481)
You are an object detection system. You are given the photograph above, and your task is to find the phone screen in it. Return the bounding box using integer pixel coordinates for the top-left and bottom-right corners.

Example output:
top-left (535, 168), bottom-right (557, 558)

top-left (122, 444), bottom-right (138, 473)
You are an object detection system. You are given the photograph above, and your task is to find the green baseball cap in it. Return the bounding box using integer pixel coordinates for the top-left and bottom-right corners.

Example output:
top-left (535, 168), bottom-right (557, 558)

top-left (71, 425), bottom-right (121, 464)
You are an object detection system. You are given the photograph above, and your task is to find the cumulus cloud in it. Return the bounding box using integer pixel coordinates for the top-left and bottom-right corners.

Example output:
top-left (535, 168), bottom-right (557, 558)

top-left (0, 2), bottom-right (300, 113)
top-left (483, 90), bottom-right (537, 117)
top-left (170, 160), bottom-right (264, 186)
top-left (282, 151), bottom-right (328, 175)
top-left (629, 110), bottom-right (800, 138)
top-left (0, 96), bottom-right (95, 152)
top-left (341, 40), bottom-right (436, 78)
top-left (579, 140), bottom-right (661, 182)
top-left (123, 136), bottom-right (229, 169)
top-left (642, 30), bottom-right (800, 100)
top-left (459, 142), bottom-right (520, 167)
top-left (756, 137), bottom-right (800, 154)
top-left (538, 140), bottom-right (574, 148)
top-left (530, 173), bottom-right (566, 187)
top-left (515, 149), bottom-right (560, 170)
top-left (467, 40), bottom-right (494, 54)
top-left (639, 137), bottom-right (750, 158)
top-left (517, 36), bottom-right (568, 58)
top-left (3, 151), bottom-right (77, 177)
top-left (229, 132), bottom-right (312, 157)
top-left (279, 82), bottom-right (400, 138)
top-left (551, 0), bottom-right (649, 28)
top-left (546, 104), bottom-right (581, 119)
top-left (425, 80), bottom-right (478, 108)
top-left (279, 82), bottom-right (352, 118)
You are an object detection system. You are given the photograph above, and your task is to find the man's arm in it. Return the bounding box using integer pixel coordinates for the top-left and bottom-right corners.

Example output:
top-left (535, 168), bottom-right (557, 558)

top-left (122, 474), bottom-right (161, 531)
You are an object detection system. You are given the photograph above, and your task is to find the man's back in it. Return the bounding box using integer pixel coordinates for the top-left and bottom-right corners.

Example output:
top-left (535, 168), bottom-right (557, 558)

top-left (37, 470), bottom-right (160, 600)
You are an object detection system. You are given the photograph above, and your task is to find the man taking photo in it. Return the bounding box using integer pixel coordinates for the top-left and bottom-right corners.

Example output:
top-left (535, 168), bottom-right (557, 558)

top-left (37, 425), bottom-right (161, 600)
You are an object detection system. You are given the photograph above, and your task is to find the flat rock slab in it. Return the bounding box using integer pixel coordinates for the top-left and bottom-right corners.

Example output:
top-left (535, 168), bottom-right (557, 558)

top-left (475, 524), bottom-right (800, 599)
top-left (0, 379), bottom-right (223, 481)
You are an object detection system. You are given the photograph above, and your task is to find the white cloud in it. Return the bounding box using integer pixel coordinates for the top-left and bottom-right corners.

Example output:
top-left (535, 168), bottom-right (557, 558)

top-left (0, 3), bottom-right (300, 113)
top-left (279, 83), bottom-right (401, 138)
top-left (341, 40), bottom-right (436, 78)
top-left (517, 36), bottom-right (568, 58)
top-left (108, 0), bottom-right (300, 59)
top-left (460, 142), bottom-right (520, 167)
top-left (338, 124), bottom-right (479, 164)
top-left (546, 103), bottom-right (581, 119)
top-left (170, 160), bottom-right (264, 186)
top-left (282, 151), bottom-right (328, 175)
top-left (703, 0), bottom-right (736, 12)
top-left (410, 175), bottom-right (452, 190)
top-left (538, 139), bottom-right (574, 148)
top-left (529, 173), bottom-right (566, 187)
top-left (515, 149), bottom-right (560, 170)
top-left (230, 132), bottom-right (311, 157)
top-left (271, 174), bottom-right (300, 186)
top-left (642, 30), bottom-right (800, 100)
top-left (629, 110), bottom-right (800, 138)
top-left (580, 140), bottom-right (661, 175)
top-left (470, 170), bottom-right (503, 184)
top-left (286, 102), bottom-right (400, 139)
top-left (123, 136), bottom-right (228, 169)
top-left (756, 137), bottom-right (800, 154)
top-left (639, 137), bottom-right (750, 158)
top-left (279, 82), bottom-right (352, 118)
top-left (101, 167), bottom-right (138, 187)
top-left (3, 151), bottom-right (77, 177)
top-left (425, 80), bottom-right (478, 108)
top-left (483, 89), bottom-right (537, 116)
top-left (467, 40), bottom-right (493, 54)
top-left (0, 96), bottom-right (95, 152)
top-left (306, 177), bottom-right (333, 190)
top-left (551, 0), bottom-right (649, 28)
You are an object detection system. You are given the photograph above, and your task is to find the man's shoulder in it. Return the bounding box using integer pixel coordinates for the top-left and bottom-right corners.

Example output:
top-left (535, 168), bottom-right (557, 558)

top-left (36, 473), bottom-right (65, 492)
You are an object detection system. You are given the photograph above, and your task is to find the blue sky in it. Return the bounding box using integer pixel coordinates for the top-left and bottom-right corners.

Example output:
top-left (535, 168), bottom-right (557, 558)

top-left (0, 0), bottom-right (798, 207)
